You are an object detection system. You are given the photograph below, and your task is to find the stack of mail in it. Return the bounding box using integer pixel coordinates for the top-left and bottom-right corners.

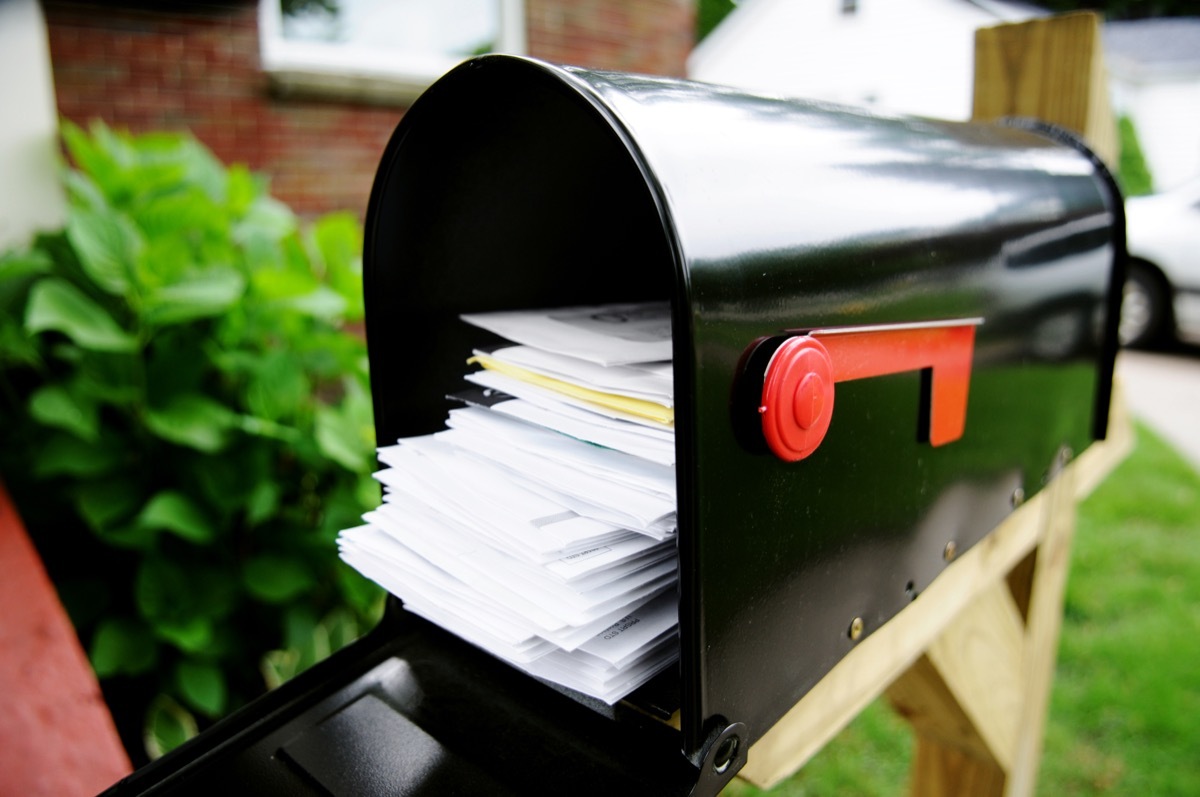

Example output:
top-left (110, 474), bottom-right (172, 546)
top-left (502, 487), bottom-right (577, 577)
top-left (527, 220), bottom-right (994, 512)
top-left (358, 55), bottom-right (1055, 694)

top-left (339, 303), bottom-right (678, 704)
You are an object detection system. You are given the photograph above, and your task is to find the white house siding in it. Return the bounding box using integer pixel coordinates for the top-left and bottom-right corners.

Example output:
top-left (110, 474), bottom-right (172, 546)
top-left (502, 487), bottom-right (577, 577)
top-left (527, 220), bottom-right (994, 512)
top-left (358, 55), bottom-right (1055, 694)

top-left (0, 0), bottom-right (65, 251)
top-left (688, 0), bottom-right (1041, 121)
top-left (1105, 19), bottom-right (1200, 191)
top-left (1110, 74), bottom-right (1200, 190)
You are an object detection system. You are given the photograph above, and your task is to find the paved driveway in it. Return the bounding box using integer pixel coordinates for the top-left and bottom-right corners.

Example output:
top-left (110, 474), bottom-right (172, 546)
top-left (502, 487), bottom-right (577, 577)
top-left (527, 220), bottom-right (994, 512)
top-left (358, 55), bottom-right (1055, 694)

top-left (1116, 344), bottom-right (1200, 473)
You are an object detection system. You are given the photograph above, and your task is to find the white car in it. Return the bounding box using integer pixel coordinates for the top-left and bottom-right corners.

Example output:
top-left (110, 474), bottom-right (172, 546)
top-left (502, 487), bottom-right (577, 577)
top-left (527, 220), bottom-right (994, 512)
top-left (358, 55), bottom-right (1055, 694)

top-left (1121, 178), bottom-right (1200, 347)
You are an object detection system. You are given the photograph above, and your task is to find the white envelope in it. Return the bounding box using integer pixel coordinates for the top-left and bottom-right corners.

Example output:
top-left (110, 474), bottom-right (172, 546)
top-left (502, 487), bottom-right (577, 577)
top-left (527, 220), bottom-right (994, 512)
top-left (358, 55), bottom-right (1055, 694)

top-left (461, 302), bottom-right (672, 366)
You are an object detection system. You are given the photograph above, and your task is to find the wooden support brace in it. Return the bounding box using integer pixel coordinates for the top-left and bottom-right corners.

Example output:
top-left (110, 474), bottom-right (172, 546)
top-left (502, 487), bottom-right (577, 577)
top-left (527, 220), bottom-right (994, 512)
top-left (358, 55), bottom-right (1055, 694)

top-left (1005, 454), bottom-right (1080, 797)
top-left (888, 580), bottom-right (1025, 774)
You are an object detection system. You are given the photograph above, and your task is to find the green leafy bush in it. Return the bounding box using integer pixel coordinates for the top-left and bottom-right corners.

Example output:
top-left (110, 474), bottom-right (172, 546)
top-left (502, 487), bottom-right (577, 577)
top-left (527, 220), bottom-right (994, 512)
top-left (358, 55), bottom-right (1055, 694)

top-left (0, 121), bottom-right (382, 759)
top-left (1117, 114), bottom-right (1154, 198)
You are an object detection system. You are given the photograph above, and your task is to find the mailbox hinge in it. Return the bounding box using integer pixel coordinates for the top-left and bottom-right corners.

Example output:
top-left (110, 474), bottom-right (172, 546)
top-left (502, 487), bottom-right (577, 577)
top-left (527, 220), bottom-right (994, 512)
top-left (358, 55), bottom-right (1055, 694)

top-left (687, 720), bottom-right (748, 797)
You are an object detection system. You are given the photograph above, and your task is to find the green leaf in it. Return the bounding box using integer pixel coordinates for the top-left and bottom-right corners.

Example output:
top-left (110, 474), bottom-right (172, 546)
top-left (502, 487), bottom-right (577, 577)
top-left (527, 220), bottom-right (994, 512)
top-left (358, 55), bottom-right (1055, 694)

top-left (48, 341), bottom-right (83, 364)
top-left (336, 562), bottom-right (385, 620)
top-left (136, 134), bottom-right (226, 203)
top-left (131, 187), bottom-right (223, 243)
top-left (245, 480), bottom-right (281, 526)
top-left (282, 605), bottom-right (325, 670)
top-left (318, 477), bottom-right (375, 543)
top-left (315, 380), bottom-right (375, 473)
top-left (136, 491), bottom-right (215, 544)
top-left (283, 605), bottom-right (320, 651)
top-left (260, 649), bottom-right (300, 691)
top-left (0, 249), bottom-right (54, 339)
top-left (0, 320), bottom-right (42, 368)
top-left (32, 434), bottom-right (123, 478)
top-left (242, 555), bottom-right (315, 604)
top-left (145, 394), bottom-right (236, 452)
top-left (144, 335), bottom-right (208, 403)
top-left (245, 350), bottom-right (309, 421)
top-left (312, 212), bottom-right (360, 276)
top-left (315, 405), bottom-right (368, 472)
top-left (353, 470), bottom-right (381, 512)
top-left (146, 267), bottom-right (244, 327)
top-left (28, 383), bottom-right (99, 441)
top-left (67, 206), bottom-right (143, 295)
top-left (144, 694), bottom-right (198, 760)
top-left (312, 212), bottom-right (363, 321)
top-left (0, 247), bottom-right (52, 276)
top-left (90, 617), bottom-right (158, 677)
top-left (138, 560), bottom-right (237, 633)
top-left (97, 522), bottom-right (159, 550)
top-left (238, 414), bottom-right (301, 443)
top-left (191, 567), bottom-right (239, 621)
top-left (250, 264), bottom-right (318, 301)
top-left (175, 659), bottom-right (227, 718)
top-left (24, 278), bottom-right (138, 352)
top-left (235, 195), bottom-right (296, 242)
top-left (189, 438), bottom-right (269, 513)
top-left (136, 557), bottom-right (193, 623)
top-left (319, 607), bottom-right (361, 652)
top-left (63, 170), bottom-right (110, 213)
top-left (75, 349), bottom-right (142, 404)
top-left (284, 285), bottom-right (346, 319)
top-left (63, 121), bottom-right (126, 203)
top-left (75, 478), bottom-right (142, 533)
top-left (226, 164), bottom-right (259, 216)
top-left (154, 616), bottom-right (215, 654)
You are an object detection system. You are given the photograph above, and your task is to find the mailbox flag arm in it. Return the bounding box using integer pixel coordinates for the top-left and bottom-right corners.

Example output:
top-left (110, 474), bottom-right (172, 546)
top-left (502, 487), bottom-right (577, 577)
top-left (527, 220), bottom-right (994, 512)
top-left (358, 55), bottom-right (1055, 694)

top-left (758, 320), bottom-right (980, 462)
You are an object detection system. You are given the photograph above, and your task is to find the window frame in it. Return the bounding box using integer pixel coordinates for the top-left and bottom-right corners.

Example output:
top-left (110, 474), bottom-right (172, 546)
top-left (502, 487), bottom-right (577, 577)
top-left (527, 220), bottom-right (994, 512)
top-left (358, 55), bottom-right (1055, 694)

top-left (258, 0), bottom-right (527, 105)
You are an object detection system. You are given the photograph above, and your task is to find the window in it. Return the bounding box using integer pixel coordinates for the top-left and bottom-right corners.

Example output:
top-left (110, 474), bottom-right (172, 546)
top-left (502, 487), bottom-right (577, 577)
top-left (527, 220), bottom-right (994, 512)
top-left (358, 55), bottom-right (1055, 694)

top-left (260, 0), bottom-right (526, 105)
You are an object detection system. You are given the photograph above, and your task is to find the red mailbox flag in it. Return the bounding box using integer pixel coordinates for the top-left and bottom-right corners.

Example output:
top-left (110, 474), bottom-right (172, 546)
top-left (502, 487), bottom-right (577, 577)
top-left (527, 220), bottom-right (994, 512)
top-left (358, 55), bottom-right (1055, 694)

top-left (759, 320), bottom-right (980, 462)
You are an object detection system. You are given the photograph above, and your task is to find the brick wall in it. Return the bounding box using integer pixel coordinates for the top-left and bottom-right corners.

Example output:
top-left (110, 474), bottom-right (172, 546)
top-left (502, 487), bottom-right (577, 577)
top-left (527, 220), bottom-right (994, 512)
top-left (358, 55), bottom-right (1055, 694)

top-left (528, 0), bottom-right (695, 76)
top-left (43, 0), bottom-right (695, 218)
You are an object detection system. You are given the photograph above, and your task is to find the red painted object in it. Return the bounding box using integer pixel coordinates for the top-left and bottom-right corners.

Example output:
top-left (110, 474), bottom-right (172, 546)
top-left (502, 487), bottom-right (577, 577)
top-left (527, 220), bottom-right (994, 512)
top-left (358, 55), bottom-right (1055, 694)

top-left (0, 482), bottom-right (131, 796)
top-left (759, 321), bottom-right (979, 462)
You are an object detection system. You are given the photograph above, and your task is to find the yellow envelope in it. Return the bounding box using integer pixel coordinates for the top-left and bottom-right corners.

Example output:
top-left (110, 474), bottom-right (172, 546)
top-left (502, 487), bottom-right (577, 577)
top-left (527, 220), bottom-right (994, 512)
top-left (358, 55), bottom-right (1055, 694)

top-left (468, 354), bottom-right (675, 427)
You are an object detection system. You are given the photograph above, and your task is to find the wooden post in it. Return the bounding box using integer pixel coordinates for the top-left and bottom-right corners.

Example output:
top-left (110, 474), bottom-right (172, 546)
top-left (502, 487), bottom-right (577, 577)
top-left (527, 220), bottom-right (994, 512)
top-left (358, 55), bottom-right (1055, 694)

top-left (972, 11), bottom-right (1118, 167)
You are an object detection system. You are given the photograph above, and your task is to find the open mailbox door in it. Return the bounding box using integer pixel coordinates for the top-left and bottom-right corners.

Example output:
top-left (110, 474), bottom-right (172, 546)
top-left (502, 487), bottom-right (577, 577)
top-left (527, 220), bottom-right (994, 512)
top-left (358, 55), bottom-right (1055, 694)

top-left (105, 55), bottom-right (1123, 797)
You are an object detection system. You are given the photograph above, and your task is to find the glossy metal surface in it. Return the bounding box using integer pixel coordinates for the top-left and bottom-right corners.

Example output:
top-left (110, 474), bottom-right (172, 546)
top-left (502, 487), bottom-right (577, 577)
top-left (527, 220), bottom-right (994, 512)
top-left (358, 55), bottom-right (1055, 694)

top-left (103, 606), bottom-right (695, 796)
top-left (362, 54), bottom-right (1121, 772)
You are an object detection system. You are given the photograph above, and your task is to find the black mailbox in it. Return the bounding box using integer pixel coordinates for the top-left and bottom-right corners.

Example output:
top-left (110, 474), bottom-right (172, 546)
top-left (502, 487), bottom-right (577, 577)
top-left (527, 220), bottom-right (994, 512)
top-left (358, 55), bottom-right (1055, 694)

top-left (106, 55), bottom-right (1123, 797)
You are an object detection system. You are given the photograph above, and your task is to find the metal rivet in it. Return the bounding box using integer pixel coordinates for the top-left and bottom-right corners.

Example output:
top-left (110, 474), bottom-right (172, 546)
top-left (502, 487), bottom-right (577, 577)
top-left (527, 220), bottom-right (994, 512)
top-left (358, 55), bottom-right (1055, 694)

top-left (848, 616), bottom-right (864, 641)
top-left (943, 540), bottom-right (958, 562)
top-left (1011, 487), bottom-right (1025, 508)
top-left (713, 734), bottom-right (740, 775)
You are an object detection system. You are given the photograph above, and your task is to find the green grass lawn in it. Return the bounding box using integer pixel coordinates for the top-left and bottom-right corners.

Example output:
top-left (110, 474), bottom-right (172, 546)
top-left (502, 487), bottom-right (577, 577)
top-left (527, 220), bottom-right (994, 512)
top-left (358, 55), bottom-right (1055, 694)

top-left (725, 424), bottom-right (1200, 796)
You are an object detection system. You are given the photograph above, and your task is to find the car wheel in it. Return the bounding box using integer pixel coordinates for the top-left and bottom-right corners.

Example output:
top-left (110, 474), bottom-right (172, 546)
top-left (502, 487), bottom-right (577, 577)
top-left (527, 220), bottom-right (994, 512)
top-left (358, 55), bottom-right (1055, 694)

top-left (1119, 262), bottom-right (1170, 348)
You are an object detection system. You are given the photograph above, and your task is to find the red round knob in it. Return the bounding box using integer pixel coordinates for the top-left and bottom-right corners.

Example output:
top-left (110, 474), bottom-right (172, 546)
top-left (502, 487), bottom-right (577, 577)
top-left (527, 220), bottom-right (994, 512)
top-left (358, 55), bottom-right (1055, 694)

top-left (760, 336), bottom-right (835, 462)
top-left (793, 372), bottom-right (826, 430)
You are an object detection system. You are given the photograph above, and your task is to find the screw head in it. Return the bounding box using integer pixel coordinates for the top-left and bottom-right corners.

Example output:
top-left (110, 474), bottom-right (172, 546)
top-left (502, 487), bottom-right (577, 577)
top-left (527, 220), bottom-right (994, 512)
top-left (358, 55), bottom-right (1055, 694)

top-left (943, 540), bottom-right (958, 562)
top-left (1011, 487), bottom-right (1026, 508)
top-left (848, 616), bottom-right (865, 641)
